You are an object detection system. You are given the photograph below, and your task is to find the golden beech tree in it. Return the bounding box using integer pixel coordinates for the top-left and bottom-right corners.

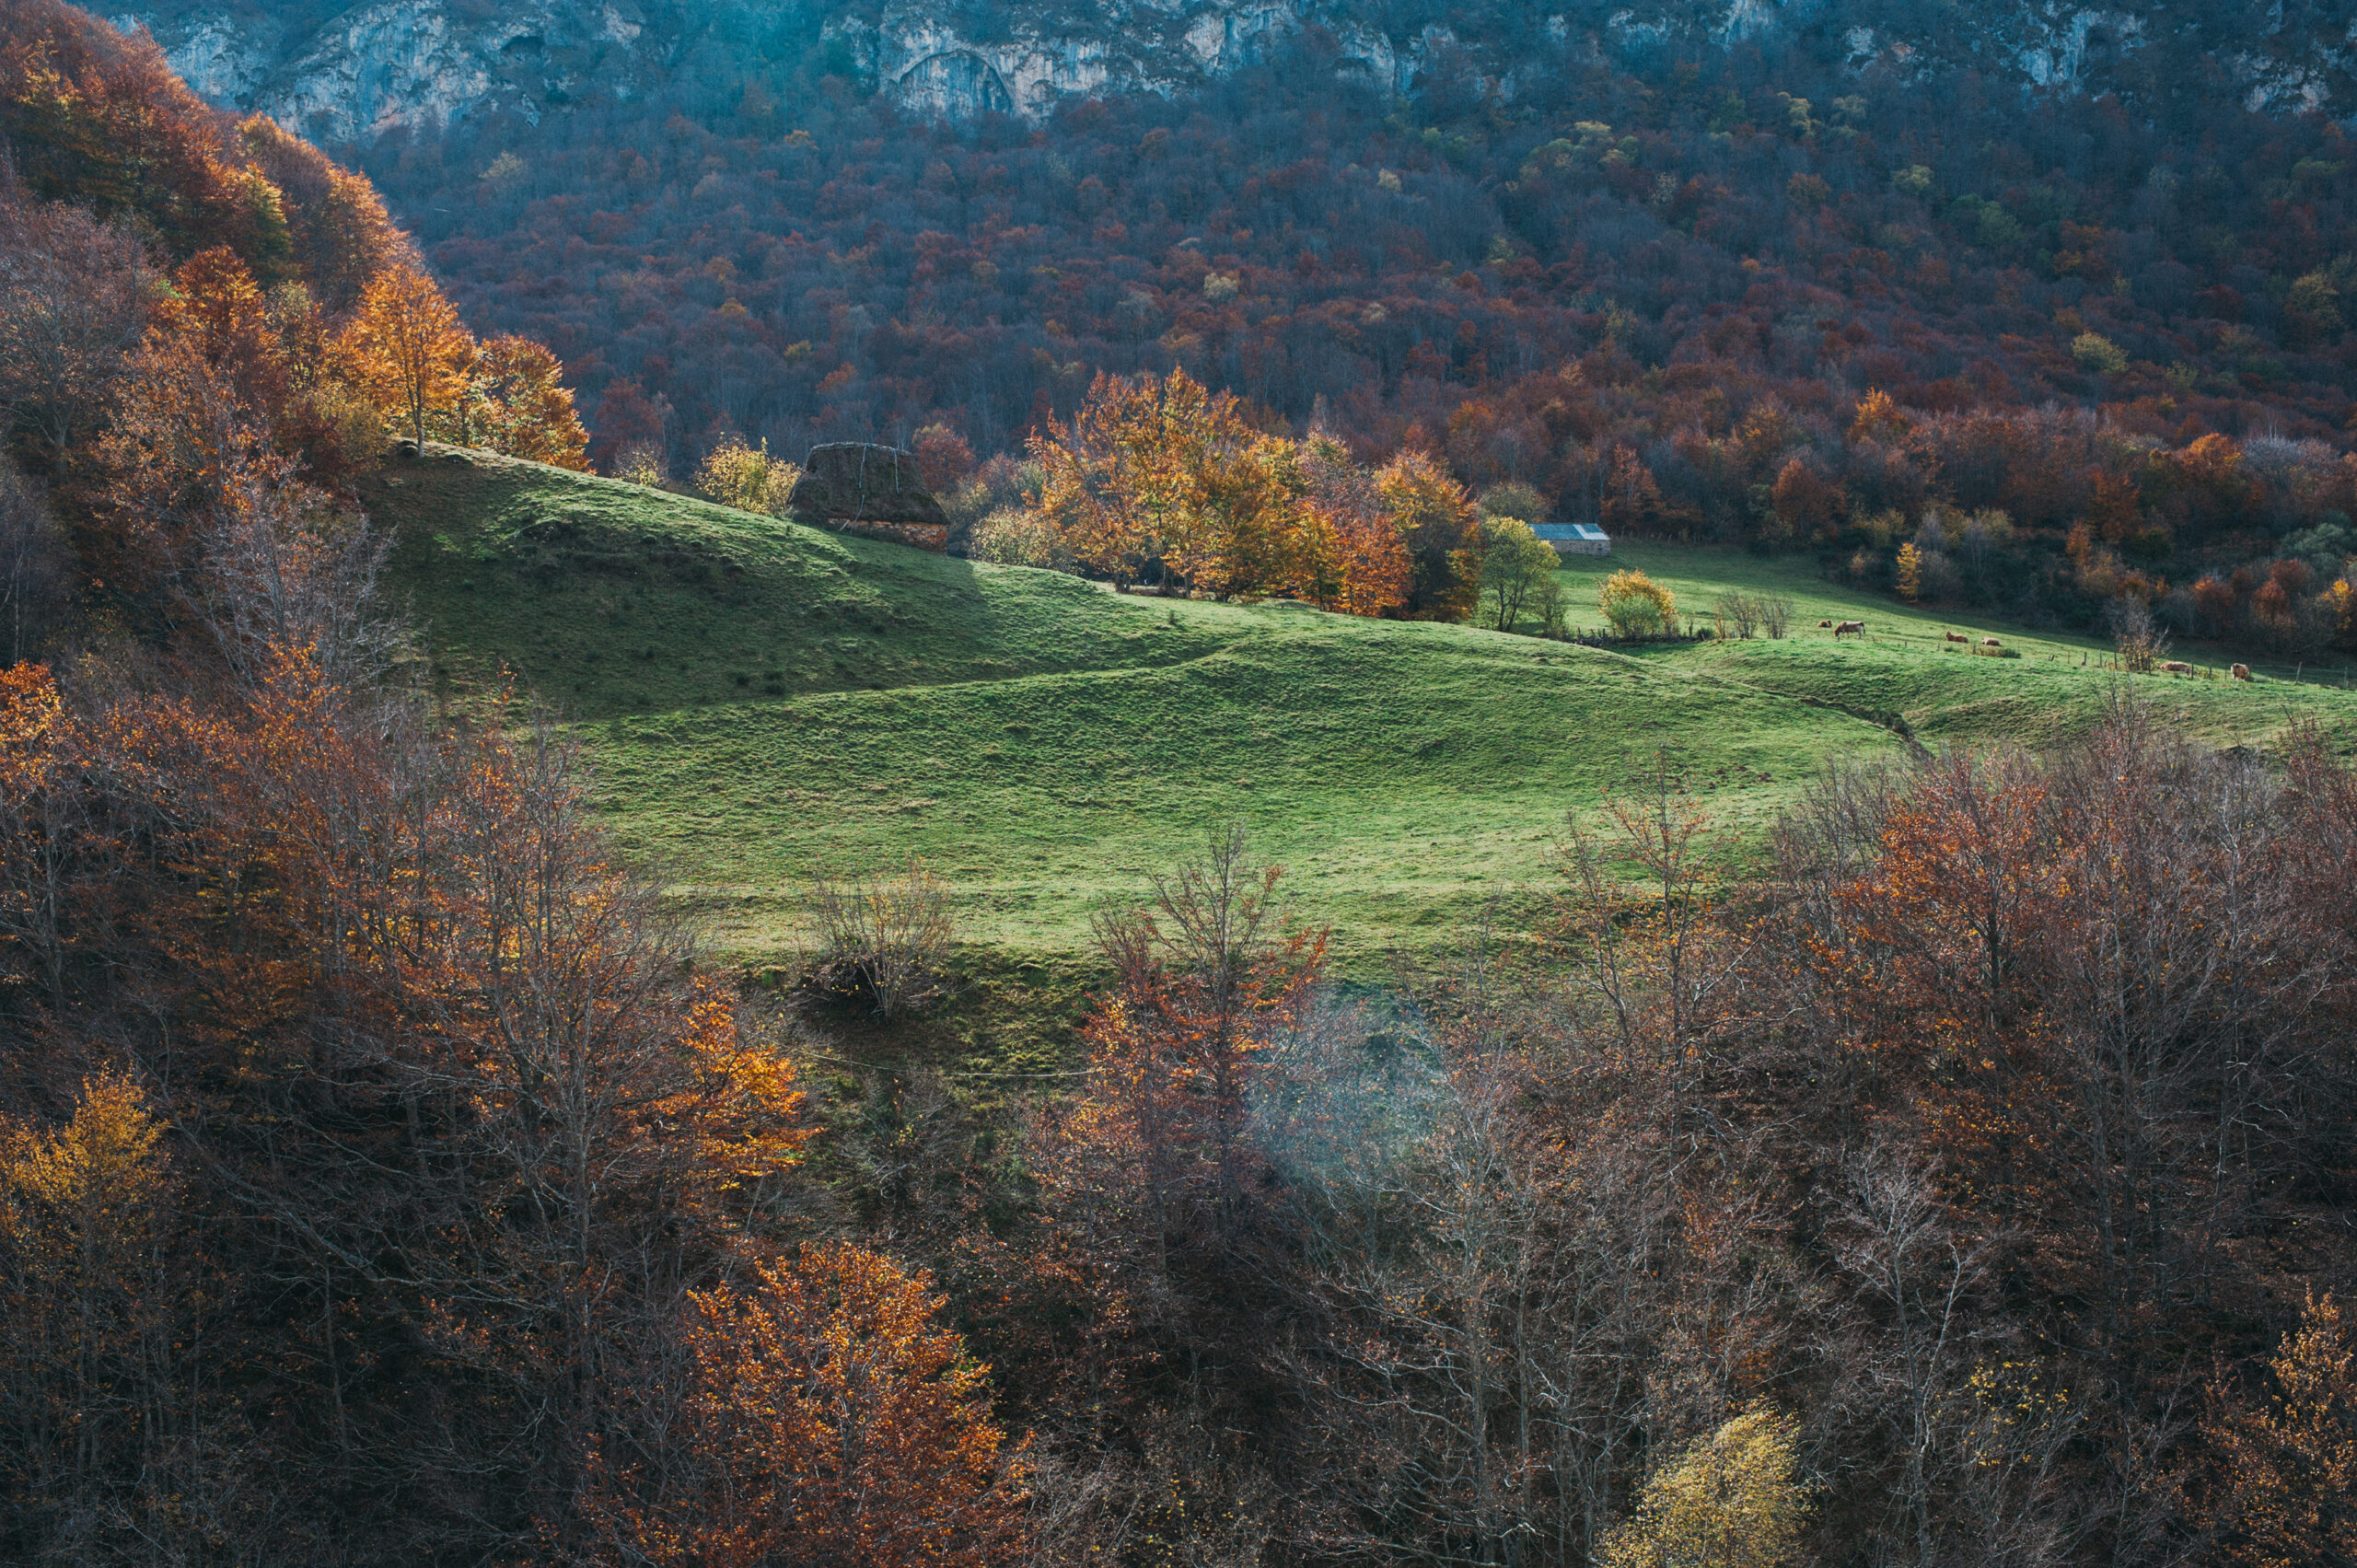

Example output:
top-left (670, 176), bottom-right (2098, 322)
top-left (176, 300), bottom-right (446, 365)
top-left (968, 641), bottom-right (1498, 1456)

top-left (606, 1241), bottom-right (1023, 1568)
top-left (2200, 1291), bottom-right (2357, 1568)
top-left (1185, 427), bottom-right (1316, 600)
top-left (0, 1071), bottom-right (179, 1540)
top-left (337, 260), bottom-right (470, 446)
top-left (1029, 368), bottom-right (1213, 589)
top-left (467, 332), bottom-right (590, 470)
top-left (1376, 447), bottom-right (1481, 620)
top-left (156, 246), bottom-right (284, 412)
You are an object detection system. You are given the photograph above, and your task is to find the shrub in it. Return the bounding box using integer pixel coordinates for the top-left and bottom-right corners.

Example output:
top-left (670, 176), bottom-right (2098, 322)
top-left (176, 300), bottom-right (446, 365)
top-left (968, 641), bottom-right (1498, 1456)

top-left (613, 442), bottom-right (668, 488)
top-left (808, 855), bottom-right (958, 1019)
top-left (969, 506), bottom-right (1074, 572)
top-left (1711, 590), bottom-right (1794, 640)
top-left (1599, 568), bottom-right (1677, 638)
top-left (2109, 597), bottom-right (2169, 674)
top-left (695, 435), bottom-right (801, 516)
top-left (945, 454), bottom-right (1046, 544)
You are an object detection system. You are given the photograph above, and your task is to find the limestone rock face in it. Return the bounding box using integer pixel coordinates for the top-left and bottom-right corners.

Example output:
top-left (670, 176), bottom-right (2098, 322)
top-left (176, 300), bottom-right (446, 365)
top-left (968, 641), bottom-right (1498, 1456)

top-left (788, 443), bottom-right (950, 552)
top-left (110, 0), bottom-right (2357, 139)
top-left (111, 0), bottom-right (652, 144)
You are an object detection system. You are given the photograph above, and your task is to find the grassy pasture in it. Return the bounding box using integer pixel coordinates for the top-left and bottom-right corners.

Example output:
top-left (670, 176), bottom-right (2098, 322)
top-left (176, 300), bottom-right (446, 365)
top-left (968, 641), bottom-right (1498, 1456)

top-left (369, 448), bottom-right (2357, 972)
top-left (1557, 541), bottom-right (2357, 751)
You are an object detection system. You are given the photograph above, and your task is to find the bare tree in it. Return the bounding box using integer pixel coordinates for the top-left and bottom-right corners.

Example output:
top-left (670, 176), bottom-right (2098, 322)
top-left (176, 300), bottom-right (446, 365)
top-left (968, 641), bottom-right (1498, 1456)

top-left (809, 853), bottom-right (958, 1018)
top-left (0, 175), bottom-right (152, 463)
top-left (0, 459), bottom-right (68, 663)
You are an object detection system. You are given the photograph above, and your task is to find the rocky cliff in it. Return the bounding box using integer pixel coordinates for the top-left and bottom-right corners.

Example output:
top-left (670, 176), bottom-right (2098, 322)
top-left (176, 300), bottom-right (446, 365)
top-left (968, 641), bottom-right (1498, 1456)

top-left (111, 0), bottom-right (2357, 142)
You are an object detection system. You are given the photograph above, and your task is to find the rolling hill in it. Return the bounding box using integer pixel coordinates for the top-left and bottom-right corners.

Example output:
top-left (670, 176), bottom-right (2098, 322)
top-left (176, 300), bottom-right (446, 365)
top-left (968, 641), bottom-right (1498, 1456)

top-left (369, 446), bottom-right (2357, 971)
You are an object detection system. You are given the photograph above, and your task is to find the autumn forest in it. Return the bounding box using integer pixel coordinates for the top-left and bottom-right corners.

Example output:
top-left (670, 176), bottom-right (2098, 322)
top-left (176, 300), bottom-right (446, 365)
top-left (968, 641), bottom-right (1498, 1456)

top-left (3, 1), bottom-right (2357, 1565)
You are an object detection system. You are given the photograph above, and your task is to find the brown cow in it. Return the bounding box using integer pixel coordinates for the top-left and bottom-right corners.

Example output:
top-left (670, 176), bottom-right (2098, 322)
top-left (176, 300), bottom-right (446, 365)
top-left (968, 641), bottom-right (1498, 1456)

top-left (2231, 663), bottom-right (2253, 681)
top-left (1944, 631), bottom-right (1969, 644)
top-left (1834, 620), bottom-right (1865, 638)
top-left (2159, 660), bottom-right (2193, 675)
top-left (1817, 619), bottom-right (1833, 628)
top-left (1980, 636), bottom-right (2002, 648)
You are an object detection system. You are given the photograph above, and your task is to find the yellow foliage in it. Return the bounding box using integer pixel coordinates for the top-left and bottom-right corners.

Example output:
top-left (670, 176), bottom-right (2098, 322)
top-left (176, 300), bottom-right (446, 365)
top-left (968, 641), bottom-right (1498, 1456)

top-left (1603, 1409), bottom-right (1809, 1568)
top-left (336, 261), bottom-right (472, 447)
top-left (470, 333), bottom-right (590, 470)
top-left (2202, 1291), bottom-right (2357, 1568)
top-left (1600, 567), bottom-right (1678, 638)
top-left (1849, 386), bottom-right (1910, 443)
top-left (0, 1072), bottom-right (168, 1281)
top-left (1897, 541), bottom-right (1923, 600)
top-left (694, 434), bottom-right (801, 515)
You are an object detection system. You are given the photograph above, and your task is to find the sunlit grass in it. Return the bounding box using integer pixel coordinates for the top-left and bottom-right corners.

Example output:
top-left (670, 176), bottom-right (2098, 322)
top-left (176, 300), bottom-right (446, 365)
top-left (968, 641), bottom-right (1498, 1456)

top-left (375, 449), bottom-right (2357, 974)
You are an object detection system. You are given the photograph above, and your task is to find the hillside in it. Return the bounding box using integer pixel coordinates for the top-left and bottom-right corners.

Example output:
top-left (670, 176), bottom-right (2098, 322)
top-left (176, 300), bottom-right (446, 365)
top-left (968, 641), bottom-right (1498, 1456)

top-left (373, 447), bottom-right (2357, 967)
top-left (373, 445), bottom-right (1898, 960)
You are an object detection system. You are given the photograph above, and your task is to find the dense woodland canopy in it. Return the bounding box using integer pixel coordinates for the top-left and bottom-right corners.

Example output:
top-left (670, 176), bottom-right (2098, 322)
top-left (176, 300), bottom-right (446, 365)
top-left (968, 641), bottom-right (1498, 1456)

top-left (2, 4), bottom-right (2357, 1565)
top-left (359, 7), bottom-right (2357, 641)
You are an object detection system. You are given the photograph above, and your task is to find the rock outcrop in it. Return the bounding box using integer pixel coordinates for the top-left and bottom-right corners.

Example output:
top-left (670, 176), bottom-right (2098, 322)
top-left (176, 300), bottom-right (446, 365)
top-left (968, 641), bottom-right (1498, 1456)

top-left (111, 0), bottom-right (2357, 140)
top-left (111, 0), bottom-right (653, 144)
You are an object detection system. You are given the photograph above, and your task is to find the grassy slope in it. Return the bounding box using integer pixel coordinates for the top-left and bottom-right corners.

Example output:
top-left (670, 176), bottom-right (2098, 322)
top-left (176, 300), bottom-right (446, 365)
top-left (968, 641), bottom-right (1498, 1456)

top-left (1556, 542), bottom-right (2357, 752)
top-left (369, 450), bottom-right (2357, 970)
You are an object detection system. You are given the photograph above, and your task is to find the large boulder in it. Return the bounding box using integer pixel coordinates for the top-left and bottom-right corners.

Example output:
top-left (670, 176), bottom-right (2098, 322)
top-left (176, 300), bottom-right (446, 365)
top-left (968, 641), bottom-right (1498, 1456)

top-left (787, 443), bottom-right (950, 551)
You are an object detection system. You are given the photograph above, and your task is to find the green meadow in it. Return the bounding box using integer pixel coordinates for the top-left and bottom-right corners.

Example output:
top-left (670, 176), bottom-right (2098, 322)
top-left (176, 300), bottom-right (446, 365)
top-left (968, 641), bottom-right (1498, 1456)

top-left (371, 448), bottom-right (2357, 973)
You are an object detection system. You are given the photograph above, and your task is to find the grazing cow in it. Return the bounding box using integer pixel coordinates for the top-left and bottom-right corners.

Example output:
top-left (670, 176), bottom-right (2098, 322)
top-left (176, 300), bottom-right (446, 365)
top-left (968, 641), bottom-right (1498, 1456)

top-left (2160, 660), bottom-right (2193, 675)
top-left (1944, 631), bottom-right (1969, 644)
top-left (2231, 663), bottom-right (2253, 681)
top-left (1834, 620), bottom-right (1865, 638)
top-left (1980, 636), bottom-right (2002, 648)
top-left (1818, 619), bottom-right (1833, 628)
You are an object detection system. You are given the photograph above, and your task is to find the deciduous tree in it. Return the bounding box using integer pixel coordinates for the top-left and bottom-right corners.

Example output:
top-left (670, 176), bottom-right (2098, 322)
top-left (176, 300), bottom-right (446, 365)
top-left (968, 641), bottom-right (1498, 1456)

top-left (337, 260), bottom-right (470, 447)
top-left (603, 1241), bottom-right (1023, 1568)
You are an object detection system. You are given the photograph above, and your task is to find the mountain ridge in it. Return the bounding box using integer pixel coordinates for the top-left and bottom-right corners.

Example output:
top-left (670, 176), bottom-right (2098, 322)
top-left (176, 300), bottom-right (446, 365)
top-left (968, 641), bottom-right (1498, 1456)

top-left (111, 0), bottom-right (2357, 144)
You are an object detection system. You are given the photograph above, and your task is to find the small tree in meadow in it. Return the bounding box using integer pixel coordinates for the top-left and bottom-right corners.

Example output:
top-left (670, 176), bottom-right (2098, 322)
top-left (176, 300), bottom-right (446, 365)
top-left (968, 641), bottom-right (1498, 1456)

top-left (1477, 517), bottom-right (1562, 632)
top-left (1600, 568), bottom-right (1677, 638)
top-left (1896, 541), bottom-right (1923, 600)
top-left (613, 441), bottom-right (668, 488)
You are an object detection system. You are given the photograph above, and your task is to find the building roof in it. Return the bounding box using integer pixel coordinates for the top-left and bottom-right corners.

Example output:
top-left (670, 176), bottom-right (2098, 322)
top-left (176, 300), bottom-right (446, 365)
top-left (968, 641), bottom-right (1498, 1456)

top-left (1531, 523), bottom-right (1610, 540)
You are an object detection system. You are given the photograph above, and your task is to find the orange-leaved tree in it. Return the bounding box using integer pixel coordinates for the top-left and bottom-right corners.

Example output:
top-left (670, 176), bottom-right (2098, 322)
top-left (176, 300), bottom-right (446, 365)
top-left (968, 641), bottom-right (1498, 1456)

top-left (1029, 367), bottom-right (1213, 589)
top-left (1301, 431), bottom-right (1411, 616)
top-left (336, 259), bottom-right (470, 447)
top-left (468, 332), bottom-right (589, 469)
top-left (1376, 446), bottom-right (1480, 620)
top-left (600, 1240), bottom-right (1024, 1568)
top-left (156, 246), bottom-right (285, 413)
